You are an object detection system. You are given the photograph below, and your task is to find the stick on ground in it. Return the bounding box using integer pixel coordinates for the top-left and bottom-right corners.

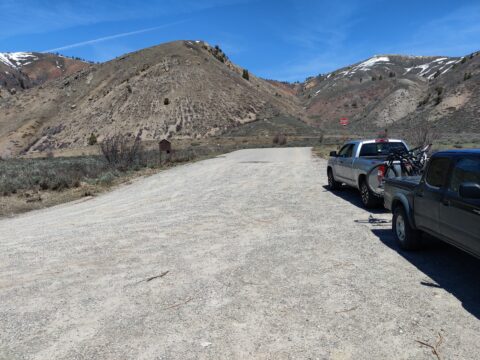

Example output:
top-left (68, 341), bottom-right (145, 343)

top-left (416, 333), bottom-right (443, 360)
top-left (162, 297), bottom-right (193, 310)
top-left (146, 270), bottom-right (170, 282)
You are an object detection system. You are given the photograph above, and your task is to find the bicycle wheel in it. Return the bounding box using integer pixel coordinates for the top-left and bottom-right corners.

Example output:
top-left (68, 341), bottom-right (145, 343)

top-left (366, 163), bottom-right (399, 196)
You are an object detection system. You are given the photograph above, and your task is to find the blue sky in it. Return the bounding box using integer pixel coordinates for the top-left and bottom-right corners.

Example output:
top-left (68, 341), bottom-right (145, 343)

top-left (1, 0), bottom-right (479, 81)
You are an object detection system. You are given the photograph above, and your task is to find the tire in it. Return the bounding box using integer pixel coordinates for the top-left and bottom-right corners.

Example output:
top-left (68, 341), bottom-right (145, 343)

top-left (366, 163), bottom-right (398, 196)
top-left (327, 169), bottom-right (342, 190)
top-left (392, 206), bottom-right (422, 250)
top-left (360, 179), bottom-right (382, 208)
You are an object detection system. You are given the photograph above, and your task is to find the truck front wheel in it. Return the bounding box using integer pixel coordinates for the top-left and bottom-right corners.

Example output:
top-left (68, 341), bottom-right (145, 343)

top-left (392, 206), bottom-right (422, 250)
top-left (327, 169), bottom-right (341, 190)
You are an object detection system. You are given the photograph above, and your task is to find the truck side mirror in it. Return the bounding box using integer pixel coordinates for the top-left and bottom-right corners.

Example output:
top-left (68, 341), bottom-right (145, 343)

top-left (330, 151), bottom-right (337, 157)
top-left (459, 182), bottom-right (480, 199)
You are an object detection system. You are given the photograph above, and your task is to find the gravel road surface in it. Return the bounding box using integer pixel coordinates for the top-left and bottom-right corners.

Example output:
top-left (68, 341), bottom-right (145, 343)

top-left (1, 148), bottom-right (479, 359)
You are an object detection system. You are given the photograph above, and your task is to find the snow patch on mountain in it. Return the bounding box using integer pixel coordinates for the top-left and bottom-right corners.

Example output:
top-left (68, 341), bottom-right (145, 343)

top-left (355, 56), bottom-right (390, 70)
top-left (0, 52), bottom-right (38, 69)
top-left (402, 57), bottom-right (458, 79)
top-left (332, 56), bottom-right (391, 78)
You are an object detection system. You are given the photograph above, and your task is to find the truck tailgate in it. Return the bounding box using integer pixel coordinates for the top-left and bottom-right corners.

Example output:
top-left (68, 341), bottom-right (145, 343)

top-left (385, 176), bottom-right (421, 190)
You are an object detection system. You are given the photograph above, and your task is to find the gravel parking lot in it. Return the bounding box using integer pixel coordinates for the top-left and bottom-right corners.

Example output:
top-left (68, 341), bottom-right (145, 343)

top-left (1, 147), bottom-right (479, 359)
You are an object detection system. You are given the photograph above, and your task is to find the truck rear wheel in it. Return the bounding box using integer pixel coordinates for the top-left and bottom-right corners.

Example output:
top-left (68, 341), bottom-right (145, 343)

top-left (360, 180), bottom-right (381, 208)
top-left (393, 206), bottom-right (422, 250)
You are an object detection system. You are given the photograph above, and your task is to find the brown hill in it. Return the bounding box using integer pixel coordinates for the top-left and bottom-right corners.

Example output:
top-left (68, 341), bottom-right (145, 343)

top-left (295, 55), bottom-right (465, 132)
top-left (1, 43), bottom-right (478, 158)
top-left (0, 41), bottom-right (304, 157)
top-left (392, 52), bottom-right (480, 134)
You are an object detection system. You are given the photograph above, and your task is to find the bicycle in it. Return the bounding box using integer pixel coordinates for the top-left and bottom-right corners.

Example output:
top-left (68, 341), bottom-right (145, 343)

top-left (366, 144), bottom-right (431, 196)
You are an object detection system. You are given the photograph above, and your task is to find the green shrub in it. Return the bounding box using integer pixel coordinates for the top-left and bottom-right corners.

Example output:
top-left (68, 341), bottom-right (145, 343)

top-left (418, 93), bottom-right (431, 107)
top-left (242, 69), bottom-right (250, 80)
top-left (273, 134), bottom-right (287, 145)
top-left (319, 133), bottom-right (324, 144)
top-left (100, 132), bottom-right (143, 170)
top-left (97, 172), bottom-right (117, 185)
top-left (88, 133), bottom-right (97, 145)
top-left (0, 156), bottom-right (109, 195)
top-left (211, 45), bottom-right (228, 63)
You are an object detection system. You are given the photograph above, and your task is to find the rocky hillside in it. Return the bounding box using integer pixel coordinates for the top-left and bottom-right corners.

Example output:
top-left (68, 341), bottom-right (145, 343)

top-left (276, 50), bottom-right (479, 136)
top-left (296, 54), bottom-right (468, 131)
top-left (1, 41), bottom-right (478, 157)
top-left (395, 52), bottom-right (480, 134)
top-left (0, 41), bottom-right (303, 157)
top-left (0, 52), bottom-right (89, 94)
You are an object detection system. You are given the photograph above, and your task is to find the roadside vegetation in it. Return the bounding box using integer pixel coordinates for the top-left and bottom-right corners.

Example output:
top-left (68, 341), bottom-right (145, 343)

top-left (1, 156), bottom-right (110, 195)
top-left (0, 142), bottom-right (224, 216)
top-left (2, 130), bottom-right (478, 216)
top-left (312, 128), bottom-right (480, 160)
top-left (1, 134), bottom-right (322, 217)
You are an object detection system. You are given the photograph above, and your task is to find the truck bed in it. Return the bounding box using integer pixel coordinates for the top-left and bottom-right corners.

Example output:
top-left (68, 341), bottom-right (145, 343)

top-left (383, 176), bottom-right (421, 211)
top-left (385, 176), bottom-right (421, 190)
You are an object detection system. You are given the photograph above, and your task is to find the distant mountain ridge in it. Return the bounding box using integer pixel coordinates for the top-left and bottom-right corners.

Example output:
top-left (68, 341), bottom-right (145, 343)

top-left (0, 52), bottom-right (89, 93)
top-left (0, 41), bottom-right (478, 157)
top-left (291, 52), bottom-right (479, 133)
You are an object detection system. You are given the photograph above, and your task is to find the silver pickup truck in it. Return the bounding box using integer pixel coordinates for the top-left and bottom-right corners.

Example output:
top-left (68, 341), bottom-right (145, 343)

top-left (327, 139), bottom-right (408, 208)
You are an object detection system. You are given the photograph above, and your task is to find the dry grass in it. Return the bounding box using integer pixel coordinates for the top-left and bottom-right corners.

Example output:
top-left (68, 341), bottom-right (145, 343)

top-left (0, 140), bottom-right (278, 217)
top-left (0, 156), bottom-right (111, 195)
top-left (0, 133), bottom-right (375, 217)
top-left (312, 145), bottom-right (339, 159)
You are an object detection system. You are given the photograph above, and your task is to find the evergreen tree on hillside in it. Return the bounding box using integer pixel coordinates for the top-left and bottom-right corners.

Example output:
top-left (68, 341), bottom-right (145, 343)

top-left (88, 133), bottom-right (97, 146)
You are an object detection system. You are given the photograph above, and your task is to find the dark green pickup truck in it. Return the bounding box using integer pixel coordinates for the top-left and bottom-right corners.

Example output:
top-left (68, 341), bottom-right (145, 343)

top-left (384, 149), bottom-right (480, 258)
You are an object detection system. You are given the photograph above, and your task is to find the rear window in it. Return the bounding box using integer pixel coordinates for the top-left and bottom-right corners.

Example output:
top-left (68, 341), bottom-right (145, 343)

top-left (359, 142), bottom-right (407, 157)
top-left (425, 158), bottom-right (451, 188)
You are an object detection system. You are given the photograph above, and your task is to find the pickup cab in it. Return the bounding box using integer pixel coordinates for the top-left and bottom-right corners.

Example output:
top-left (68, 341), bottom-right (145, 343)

top-left (327, 139), bottom-right (408, 208)
top-left (384, 149), bottom-right (480, 258)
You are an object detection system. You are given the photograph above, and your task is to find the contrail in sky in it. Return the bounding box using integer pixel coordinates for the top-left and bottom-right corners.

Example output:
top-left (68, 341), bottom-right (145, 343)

top-left (43, 20), bottom-right (188, 52)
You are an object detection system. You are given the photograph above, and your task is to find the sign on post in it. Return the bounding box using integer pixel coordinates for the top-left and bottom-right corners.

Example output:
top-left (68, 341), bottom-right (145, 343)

top-left (340, 117), bottom-right (349, 126)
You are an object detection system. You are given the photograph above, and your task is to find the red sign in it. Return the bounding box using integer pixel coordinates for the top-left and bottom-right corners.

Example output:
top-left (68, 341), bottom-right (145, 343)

top-left (340, 117), bottom-right (349, 126)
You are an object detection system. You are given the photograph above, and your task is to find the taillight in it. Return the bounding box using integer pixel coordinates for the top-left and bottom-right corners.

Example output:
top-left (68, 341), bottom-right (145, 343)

top-left (377, 165), bottom-right (386, 182)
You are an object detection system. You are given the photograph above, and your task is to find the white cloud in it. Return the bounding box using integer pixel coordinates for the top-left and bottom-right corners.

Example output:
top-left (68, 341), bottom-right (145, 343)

top-left (43, 21), bottom-right (188, 52)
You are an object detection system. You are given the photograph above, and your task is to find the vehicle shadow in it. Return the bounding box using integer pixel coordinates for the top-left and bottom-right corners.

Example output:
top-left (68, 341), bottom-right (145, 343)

top-left (322, 185), bottom-right (387, 214)
top-left (372, 228), bottom-right (480, 319)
